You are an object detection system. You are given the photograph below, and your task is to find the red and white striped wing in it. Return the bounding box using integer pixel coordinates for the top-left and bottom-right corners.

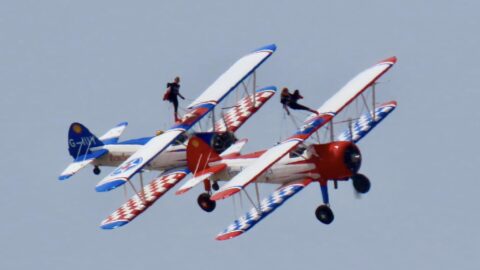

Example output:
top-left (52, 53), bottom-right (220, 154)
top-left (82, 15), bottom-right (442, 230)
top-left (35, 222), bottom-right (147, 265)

top-left (212, 86), bottom-right (276, 133)
top-left (100, 168), bottom-right (189, 229)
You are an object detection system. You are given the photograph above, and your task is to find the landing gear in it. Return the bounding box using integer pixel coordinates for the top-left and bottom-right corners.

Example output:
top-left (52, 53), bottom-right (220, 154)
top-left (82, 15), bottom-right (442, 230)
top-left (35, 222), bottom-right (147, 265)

top-left (93, 166), bottom-right (101, 175)
top-left (351, 173), bottom-right (371, 194)
top-left (212, 181), bottom-right (219, 191)
top-left (315, 205), bottom-right (334, 224)
top-left (197, 193), bottom-right (216, 212)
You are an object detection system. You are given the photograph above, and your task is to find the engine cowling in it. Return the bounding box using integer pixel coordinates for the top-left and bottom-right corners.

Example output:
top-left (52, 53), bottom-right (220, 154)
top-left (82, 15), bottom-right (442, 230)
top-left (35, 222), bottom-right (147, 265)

top-left (310, 141), bottom-right (361, 180)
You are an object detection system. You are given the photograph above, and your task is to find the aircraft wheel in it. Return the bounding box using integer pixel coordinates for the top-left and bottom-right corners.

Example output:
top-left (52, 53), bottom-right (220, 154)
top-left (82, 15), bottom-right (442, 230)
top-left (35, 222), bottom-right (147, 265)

top-left (315, 205), bottom-right (334, 224)
top-left (351, 173), bottom-right (371, 194)
top-left (93, 166), bottom-right (101, 175)
top-left (212, 181), bottom-right (219, 191)
top-left (197, 193), bottom-right (216, 212)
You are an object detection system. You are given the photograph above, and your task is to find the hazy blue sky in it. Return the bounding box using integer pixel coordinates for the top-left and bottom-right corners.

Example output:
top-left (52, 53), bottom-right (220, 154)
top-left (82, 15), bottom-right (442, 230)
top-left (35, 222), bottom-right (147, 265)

top-left (1, 1), bottom-right (479, 269)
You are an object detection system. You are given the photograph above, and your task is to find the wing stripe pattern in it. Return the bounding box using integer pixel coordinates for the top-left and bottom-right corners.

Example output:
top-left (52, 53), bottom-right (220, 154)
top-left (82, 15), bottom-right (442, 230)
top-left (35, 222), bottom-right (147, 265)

top-left (212, 86), bottom-right (276, 133)
top-left (100, 168), bottom-right (189, 230)
top-left (216, 179), bottom-right (312, 240)
top-left (337, 101), bottom-right (397, 143)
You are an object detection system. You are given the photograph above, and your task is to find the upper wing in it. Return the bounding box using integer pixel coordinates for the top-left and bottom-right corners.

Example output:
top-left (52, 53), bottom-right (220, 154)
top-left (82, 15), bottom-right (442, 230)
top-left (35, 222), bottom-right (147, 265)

top-left (216, 178), bottom-right (312, 240)
top-left (99, 122), bottom-right (128, 144)
top-left (100, 167), bottom-right (190, 230)
top-left (95, 45), bottom-right (276, 192)
top-left (211, 86), bottom-right (276, 133)
top-left (187, 45), bottom-right (276, 109)
top-left (308, 57), bottom-right (397, 119)
top-left (219, 138), bottom-right (248, 158)
top-left (211, 57), bottom-right (397, 201)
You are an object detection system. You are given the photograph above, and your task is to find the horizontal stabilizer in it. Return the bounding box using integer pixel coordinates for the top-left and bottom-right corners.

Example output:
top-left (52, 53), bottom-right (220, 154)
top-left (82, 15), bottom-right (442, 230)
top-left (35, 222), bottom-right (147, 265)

top-left (337, 101), bottom-right (397, 143)
top-left (216, 178), bottom-right (312, 241)
top-left (59, 149), bottom-right (108, 181)
top-left (99, 122), bottom-right (128, 144)
top-left (175, 164), bottom-right (226, 195)
top-left (100, 168), bottom-right (189, 230)
top-left (220, 138), bottom-right (248, 158)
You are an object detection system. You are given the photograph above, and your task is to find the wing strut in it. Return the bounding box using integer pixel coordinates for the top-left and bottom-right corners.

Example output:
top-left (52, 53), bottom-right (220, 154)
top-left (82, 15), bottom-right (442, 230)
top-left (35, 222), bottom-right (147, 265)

top-left (242, 189), bottom-right (260, 213)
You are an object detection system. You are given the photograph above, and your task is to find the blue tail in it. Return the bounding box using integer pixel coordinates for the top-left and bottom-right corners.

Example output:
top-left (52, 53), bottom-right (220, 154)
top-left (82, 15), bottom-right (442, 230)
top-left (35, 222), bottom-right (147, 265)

top-left (68, 123), bottom-right (104, 159)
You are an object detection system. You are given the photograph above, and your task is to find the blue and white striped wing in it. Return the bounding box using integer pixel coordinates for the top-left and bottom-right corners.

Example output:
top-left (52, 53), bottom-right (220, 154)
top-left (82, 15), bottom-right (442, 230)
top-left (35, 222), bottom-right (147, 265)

top-left (337, 101), bottom-right (397, 143)
top-left (216, 178), bottom-right (312, 240)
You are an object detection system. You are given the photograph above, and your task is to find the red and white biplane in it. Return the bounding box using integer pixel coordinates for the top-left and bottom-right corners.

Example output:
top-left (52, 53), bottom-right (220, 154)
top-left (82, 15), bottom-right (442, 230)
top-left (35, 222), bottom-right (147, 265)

top-left (176, 56), bottom-right (398, 240)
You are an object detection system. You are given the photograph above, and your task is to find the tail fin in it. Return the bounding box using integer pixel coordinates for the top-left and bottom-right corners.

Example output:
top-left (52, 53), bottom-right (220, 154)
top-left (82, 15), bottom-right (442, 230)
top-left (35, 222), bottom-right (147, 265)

top-left (68, 123), bottom-right (104, 159)
top-left (186, 136), bottom-right (221, 175)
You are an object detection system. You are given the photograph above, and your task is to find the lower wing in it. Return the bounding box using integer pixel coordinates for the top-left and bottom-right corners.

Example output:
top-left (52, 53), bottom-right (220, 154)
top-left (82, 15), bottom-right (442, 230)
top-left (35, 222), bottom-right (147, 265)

top-left (337, 101), bottom-right (397, 143)
top-left (100, 167), bottom-right (190, 230)
top-left (216, 178), bottom-right (313, 240)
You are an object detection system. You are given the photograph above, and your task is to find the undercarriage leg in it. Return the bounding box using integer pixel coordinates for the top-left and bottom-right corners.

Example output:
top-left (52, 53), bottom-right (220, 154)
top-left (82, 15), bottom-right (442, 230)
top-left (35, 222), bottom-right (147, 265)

top-left (316, 179), bottom-right (334, 224)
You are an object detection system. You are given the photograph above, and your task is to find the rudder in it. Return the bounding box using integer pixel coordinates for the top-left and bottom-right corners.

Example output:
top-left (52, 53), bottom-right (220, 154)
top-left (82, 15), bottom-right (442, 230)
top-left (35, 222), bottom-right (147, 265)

top-left (68, 122), bottom-right (104, 159)
top-left (186, 136), bottom-right (221, 175)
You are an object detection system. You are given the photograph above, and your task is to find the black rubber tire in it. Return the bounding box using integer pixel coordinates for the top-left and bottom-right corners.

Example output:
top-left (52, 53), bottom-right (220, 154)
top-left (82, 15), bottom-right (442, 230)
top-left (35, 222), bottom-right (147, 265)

top-left (351, 173), bottom-right (371, 194)
top-left (93, 166), bottom-right (101, 175)
top-left (315, 205), bottom-right (334, 224)
top-left (197, 193), bottom-right (216, 212)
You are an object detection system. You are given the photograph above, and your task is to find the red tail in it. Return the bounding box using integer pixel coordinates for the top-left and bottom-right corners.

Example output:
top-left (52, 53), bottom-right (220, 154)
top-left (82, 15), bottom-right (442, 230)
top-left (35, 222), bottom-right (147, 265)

top-left (186, 136), bottom-right (221, 176)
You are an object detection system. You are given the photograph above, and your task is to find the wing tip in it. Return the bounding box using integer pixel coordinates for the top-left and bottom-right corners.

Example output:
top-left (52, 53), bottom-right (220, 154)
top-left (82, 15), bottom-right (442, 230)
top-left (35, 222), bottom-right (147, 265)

top-left (100, 220), bottom-right (129, 230)
top-left (175, 188), bottom-right (190, 195)
top-left (254, 44), bottom-right (277, 53)
top-left (256, 85), bottom-right (277, 93)
top-left (210, 187), bottom-right (240, 201)
top-left (379, 56), bottom-right (397, 65)
top-left (58, 174), bottom-right (73, 181)
top-left (95, 179), bottom-right (127, 192)
top-left (380, 100), bottom-right (398, 107)
top-left (216, 230), bottom-right (243, 241)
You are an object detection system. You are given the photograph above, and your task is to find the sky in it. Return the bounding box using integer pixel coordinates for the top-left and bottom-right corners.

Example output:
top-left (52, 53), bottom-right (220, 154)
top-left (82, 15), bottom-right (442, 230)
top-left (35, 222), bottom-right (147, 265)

top-left (1, 1), bottom-right (479, 269)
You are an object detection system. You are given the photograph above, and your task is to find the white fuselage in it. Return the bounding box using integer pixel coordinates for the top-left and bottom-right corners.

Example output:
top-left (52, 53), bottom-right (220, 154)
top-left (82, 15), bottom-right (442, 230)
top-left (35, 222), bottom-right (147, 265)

top-left (93, 142), bottom-right (320, 185)
top-left (93, 143), bottom-right (187, 172)
top-left (210, 151), bottom-right (320, 184)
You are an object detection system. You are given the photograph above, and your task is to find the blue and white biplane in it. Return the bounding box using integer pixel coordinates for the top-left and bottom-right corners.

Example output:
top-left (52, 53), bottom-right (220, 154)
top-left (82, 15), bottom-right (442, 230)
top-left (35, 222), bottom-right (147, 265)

top-left (60, 44), bottom-right (277, 229)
